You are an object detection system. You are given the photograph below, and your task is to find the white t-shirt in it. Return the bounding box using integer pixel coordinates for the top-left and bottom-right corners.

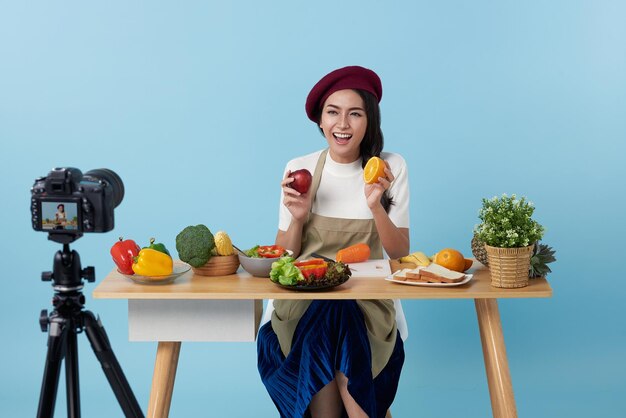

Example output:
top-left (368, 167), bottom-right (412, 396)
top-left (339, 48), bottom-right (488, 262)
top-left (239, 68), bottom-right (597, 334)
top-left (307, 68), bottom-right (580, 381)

top-left (278, 149), bottom-right (410, 231)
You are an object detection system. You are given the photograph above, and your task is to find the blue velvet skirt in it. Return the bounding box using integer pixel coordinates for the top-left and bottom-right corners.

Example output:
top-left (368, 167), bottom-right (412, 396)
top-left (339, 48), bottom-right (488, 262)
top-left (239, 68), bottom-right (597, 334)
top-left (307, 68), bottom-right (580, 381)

top-left (257, 300), bottom-right (404, 418)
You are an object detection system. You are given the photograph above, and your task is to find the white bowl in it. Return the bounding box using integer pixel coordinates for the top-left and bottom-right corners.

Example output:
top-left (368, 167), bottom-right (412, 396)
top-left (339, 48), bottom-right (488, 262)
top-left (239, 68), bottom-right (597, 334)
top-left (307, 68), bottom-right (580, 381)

top-left (238, 250), bottom-right (293, 277)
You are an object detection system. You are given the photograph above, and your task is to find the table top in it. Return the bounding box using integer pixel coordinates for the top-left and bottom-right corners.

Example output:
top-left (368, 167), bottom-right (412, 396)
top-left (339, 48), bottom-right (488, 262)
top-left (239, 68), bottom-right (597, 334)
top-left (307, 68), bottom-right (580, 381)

top-left (92, 260), bottom-right (552, 300)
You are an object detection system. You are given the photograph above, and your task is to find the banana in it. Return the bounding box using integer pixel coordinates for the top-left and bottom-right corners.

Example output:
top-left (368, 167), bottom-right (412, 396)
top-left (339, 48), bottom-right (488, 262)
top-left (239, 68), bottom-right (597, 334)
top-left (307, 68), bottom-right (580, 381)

top-left (399, 251), bottom-right (431, 266)
top-left (412, 251), bottom-right (431, 266)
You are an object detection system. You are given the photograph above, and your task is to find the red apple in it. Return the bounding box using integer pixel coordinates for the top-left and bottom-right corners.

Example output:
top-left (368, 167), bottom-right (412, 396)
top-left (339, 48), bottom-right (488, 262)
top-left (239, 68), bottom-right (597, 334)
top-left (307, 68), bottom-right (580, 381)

top-left (289, 169), bottom-right (312, 194)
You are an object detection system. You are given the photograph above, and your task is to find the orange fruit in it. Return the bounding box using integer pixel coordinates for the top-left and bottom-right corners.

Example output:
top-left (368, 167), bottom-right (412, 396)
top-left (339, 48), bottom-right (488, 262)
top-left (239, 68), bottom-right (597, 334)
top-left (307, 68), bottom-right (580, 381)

top-left (464, 258), bottom-right (473, 271)
top-left (363, 157), bottom-right (386, 184)
top-left (434, 248), bottom-right (466, 272)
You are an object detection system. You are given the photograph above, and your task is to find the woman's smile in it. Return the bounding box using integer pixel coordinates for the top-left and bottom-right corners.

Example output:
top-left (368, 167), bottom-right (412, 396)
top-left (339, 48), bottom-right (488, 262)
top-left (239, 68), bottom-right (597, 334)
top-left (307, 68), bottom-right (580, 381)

top-left (333, 132), bottom-right (353, 144)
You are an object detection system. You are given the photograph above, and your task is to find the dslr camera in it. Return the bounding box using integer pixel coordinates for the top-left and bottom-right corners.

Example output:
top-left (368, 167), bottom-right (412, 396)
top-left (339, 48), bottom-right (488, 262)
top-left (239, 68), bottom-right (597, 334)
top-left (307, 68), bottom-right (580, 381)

top-left (31, 167), bottom-right (124, 243)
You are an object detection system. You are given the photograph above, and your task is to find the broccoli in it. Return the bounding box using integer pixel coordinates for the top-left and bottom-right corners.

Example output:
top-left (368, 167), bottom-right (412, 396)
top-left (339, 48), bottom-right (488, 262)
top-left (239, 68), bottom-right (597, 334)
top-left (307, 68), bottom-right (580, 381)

top-left (175, 224), bottom-right (215, 267)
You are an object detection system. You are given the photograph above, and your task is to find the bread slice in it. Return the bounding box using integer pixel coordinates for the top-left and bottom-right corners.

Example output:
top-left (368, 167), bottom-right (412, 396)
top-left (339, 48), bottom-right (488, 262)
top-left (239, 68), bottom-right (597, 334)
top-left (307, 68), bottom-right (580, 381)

top-left (394, 268), bottom-right (428, 282)
top-left (392, 268), bottom-right (412, 281)
top-left (399, 269), bottom-right (440, 283)
top-left (404, 263), bottom-right (465, 283)
top-left (404, 268), bottom-right (424, 280)
top-left (392, 266), bottom-right (466, 284)
top-left (417, 263), bottom-right (466, 283)
top-left (405, 274), bottom-right (435, 283)
top-left (400, 268), bottom-right (435, 283)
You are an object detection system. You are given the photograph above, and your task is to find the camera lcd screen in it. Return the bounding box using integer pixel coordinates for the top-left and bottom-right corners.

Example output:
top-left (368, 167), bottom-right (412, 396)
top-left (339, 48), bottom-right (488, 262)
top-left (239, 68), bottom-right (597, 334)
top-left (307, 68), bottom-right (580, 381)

top-left (41, 201), bottom-right (79, 231)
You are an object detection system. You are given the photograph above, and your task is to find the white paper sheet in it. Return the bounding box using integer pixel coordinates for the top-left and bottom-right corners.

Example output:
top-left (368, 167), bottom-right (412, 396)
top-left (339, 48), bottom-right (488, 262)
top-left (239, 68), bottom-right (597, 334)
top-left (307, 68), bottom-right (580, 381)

top-left (348, 259), bottom-right (392, 277)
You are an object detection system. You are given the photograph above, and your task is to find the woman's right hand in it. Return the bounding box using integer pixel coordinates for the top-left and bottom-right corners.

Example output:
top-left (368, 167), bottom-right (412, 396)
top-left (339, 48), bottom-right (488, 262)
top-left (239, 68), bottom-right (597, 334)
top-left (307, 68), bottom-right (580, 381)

top-left (282, 170), bottom-right (312, 223)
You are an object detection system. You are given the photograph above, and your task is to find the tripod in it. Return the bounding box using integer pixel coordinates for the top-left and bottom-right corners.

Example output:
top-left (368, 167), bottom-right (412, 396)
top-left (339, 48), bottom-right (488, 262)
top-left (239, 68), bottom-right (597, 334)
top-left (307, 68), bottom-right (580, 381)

top-left (37, 243), bottom-right (144, 418)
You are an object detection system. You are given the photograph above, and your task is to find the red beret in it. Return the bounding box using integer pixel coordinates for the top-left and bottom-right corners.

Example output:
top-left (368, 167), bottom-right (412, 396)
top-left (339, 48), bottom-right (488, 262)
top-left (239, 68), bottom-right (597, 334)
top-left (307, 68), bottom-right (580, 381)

top-left (305, 66), bottom-right (382, 122)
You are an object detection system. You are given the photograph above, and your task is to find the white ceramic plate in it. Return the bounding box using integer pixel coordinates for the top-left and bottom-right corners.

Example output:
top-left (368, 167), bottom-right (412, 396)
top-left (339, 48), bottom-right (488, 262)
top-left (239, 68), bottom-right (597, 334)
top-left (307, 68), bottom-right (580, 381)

top-left (385, 269), bottom-right (473, 287)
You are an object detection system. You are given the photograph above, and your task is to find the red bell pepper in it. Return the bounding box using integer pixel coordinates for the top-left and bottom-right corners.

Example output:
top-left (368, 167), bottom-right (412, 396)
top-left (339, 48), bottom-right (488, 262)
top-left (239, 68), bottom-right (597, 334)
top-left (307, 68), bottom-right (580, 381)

top-left (110, 237), bottom-right (141, 275)
top-left (257, 245), bottom-right (286, 258)
top-left (295, 259), bottom-right (328, 280)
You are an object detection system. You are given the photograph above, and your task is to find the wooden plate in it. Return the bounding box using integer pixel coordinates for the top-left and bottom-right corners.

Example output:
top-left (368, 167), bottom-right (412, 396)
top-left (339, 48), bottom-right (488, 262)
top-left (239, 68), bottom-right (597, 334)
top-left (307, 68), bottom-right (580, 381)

top-left (390, 259), bottom-right (418, 272)
top-left (192, 255), bottom-right (240, 276)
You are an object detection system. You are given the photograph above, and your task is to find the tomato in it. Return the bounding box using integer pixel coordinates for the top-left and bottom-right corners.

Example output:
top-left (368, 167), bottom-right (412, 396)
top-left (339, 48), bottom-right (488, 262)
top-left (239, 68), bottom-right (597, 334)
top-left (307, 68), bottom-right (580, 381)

top-left (257, 245), bottom-right (286, 258)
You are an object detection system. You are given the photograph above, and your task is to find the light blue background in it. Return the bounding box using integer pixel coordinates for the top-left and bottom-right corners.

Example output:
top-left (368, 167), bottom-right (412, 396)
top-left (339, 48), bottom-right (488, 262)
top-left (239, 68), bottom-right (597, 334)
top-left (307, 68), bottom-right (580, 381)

top-left (2, 1), bottom-right (625, 417)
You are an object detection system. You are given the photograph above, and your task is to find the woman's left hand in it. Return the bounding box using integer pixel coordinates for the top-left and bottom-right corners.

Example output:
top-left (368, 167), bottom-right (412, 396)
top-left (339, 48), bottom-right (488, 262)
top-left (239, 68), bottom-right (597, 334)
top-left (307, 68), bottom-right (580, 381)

top-left (365, 161), bottom-right (394, 210)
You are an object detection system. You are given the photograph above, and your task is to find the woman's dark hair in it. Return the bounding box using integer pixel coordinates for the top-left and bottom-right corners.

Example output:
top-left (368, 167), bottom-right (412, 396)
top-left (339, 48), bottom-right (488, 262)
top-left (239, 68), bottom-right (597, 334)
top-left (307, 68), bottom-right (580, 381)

top-left (316, 89), bottom-right (394, 212)
top-left (356, 89), bottom-right (393, 212)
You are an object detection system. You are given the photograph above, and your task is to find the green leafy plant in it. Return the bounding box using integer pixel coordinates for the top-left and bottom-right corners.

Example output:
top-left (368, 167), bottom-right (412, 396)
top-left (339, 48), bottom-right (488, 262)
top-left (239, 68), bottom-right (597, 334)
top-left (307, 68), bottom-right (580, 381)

top-left (474, 194), bottom-right (544, 248)
top-left (530, 242), bottom-right (556, 277)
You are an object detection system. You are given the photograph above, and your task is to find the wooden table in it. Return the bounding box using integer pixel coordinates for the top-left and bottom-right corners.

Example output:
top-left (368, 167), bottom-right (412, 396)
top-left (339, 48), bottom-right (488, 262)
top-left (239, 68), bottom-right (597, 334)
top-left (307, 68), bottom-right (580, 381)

top-left (93, 261), bottom-right (551, 418)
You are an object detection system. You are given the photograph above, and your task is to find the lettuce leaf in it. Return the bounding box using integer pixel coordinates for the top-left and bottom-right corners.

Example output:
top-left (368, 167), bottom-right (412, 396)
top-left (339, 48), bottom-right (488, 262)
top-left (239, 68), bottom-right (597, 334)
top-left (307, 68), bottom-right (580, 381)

top-left (269, 256), bottom-right (304, 286)
top-left (245, 245), bottom-right (261, 258)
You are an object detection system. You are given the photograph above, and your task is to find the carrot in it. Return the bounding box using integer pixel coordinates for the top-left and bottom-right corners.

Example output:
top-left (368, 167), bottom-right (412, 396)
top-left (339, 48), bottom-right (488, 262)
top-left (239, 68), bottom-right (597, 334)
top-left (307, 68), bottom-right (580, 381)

top-left (336, 243), bottom-right (370, 264)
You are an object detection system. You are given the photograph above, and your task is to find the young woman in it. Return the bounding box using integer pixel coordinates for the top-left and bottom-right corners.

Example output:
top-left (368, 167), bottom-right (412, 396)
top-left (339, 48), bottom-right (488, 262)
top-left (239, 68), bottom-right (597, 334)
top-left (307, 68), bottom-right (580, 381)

top-left (257, 66), bottom-right (410, 418)
top-left (54, 204), bottom-right (67, 229)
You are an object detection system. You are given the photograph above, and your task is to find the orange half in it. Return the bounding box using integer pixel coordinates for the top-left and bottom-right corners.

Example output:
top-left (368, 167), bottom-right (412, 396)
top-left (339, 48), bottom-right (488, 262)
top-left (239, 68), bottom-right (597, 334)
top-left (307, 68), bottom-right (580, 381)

top-left (363, 157), bottom-right (386, 184)
top-left (464, 258), bottom-right (473, 271)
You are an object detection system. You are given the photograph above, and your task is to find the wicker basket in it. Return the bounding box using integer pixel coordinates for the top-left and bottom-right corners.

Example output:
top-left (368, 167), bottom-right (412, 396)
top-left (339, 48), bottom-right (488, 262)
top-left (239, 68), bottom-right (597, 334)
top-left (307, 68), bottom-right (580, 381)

top-left (484, 244), bottom-right (534, 288)
top-left (191, 254), bottom-right (240, 276)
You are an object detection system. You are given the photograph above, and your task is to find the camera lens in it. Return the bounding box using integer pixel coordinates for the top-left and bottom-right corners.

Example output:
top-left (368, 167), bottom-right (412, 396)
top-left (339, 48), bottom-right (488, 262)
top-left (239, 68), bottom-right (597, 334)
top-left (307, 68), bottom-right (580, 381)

top-left (84, 169), bottom-right (124, 208)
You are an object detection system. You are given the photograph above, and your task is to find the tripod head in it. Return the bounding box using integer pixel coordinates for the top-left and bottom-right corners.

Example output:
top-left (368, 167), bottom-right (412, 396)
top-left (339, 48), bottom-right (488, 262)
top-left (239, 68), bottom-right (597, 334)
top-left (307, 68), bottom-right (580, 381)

top-left (42, 243), bottom-right (95, 292)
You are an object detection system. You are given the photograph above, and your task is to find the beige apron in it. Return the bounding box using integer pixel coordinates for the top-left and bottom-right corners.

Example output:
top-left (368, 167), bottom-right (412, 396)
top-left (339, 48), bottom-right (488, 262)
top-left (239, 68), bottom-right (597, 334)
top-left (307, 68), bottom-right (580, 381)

top-left (271, 149), bottom-right (398, 377)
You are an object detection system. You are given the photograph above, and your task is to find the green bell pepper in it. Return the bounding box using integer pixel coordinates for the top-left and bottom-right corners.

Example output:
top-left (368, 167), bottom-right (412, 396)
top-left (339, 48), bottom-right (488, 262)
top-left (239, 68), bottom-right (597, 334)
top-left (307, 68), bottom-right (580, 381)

top-left (144, 237), bottom-right (170, 256)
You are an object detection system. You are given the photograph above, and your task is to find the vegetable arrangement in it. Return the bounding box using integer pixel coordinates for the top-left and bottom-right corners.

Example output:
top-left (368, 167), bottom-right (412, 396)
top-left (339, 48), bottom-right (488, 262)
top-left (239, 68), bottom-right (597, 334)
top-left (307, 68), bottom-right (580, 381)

top-left (175, 224), bottom-right (236, 266)
top-left (110, 237), bottom-right (174, 276)
top-left (269, 256), bottom-right (351, 287)
top-left (111, 225), bottom-right (237, 278)
top-left (245, 244), bottom-right (287, 258)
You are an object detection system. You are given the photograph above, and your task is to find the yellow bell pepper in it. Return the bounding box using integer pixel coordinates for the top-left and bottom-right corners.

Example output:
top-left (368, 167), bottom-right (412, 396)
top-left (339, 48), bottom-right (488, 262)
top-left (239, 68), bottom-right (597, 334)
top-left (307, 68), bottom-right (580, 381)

top-left (132, 248), bottom-right (173, 276)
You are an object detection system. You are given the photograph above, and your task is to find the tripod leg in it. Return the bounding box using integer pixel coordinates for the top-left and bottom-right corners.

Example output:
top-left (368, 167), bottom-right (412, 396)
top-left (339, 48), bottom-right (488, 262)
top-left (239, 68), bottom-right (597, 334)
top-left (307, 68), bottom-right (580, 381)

top-left (65, 321), bottom-right (81, 418)
top-left (82, 311), bottom-right (145, 418)
top-left (37, 314), bottom-right (68, 418)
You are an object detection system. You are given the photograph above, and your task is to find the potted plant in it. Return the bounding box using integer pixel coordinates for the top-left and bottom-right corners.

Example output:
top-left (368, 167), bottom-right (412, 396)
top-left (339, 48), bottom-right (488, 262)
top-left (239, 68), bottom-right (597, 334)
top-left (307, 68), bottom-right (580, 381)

top-left (474, 194), bottom-right (544, 288)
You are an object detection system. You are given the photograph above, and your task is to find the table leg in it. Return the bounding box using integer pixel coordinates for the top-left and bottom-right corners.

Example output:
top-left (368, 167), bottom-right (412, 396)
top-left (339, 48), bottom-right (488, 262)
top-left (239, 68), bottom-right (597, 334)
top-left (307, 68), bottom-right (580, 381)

top-left (147, 341), bottom-right (181, 418)
top-left (474, 299), bottom-right (517, 418)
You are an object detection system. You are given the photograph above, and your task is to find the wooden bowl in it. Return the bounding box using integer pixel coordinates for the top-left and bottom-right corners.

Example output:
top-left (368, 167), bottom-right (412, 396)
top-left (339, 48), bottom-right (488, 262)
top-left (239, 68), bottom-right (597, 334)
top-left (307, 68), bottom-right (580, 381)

top-left (191, 254), bottom-right (240, 276)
